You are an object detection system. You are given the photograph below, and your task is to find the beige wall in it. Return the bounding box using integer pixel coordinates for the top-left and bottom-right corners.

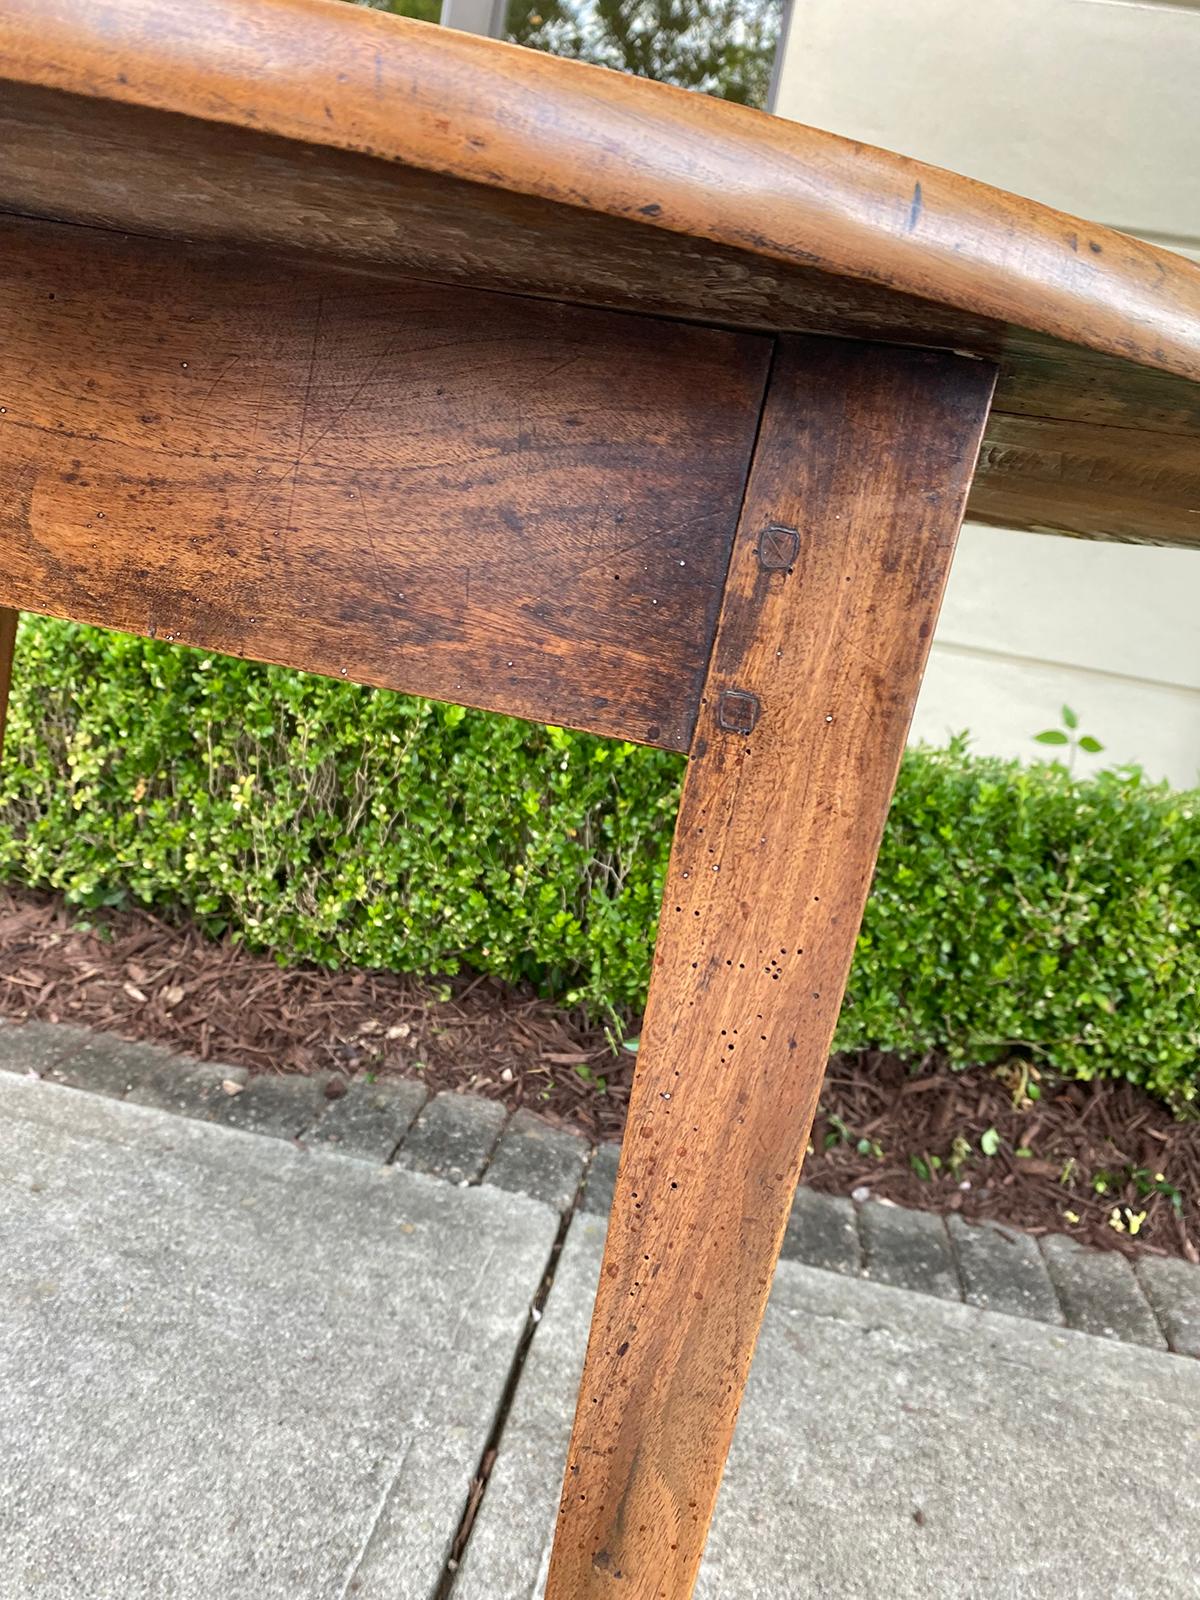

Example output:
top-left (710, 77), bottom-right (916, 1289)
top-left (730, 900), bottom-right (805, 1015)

top-left (774, 0), bottom-right (1200, 787)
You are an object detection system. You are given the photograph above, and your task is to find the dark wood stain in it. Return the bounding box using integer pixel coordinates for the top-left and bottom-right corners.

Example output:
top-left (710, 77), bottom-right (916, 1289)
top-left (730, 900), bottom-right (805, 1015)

top-left (970, 412), bottom-right (1200, 547)
top-left (0, 217), bottom-right (770, 749)
top-left (0, 80), bottom-right (1192, 546)
top-left (1, 0), bottom-right (1196, 384)
top-left (544, 338), bottom-right (996, 1599)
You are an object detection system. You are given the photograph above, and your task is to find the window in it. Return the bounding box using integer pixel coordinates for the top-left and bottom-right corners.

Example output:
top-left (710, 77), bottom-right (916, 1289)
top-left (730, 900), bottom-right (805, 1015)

top-left (350, 0), bottom-right (787, 110)
top-left (505, 0), bottom-right (784, 108)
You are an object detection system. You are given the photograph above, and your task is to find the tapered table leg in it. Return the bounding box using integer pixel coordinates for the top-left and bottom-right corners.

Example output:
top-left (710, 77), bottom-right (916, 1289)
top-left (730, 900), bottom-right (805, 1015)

top-left (544, 337), bottom-right (996, 1600)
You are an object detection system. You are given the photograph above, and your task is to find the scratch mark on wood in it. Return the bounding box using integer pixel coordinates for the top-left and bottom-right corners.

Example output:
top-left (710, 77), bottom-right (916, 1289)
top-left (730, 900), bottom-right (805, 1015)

top-left (194, 353), bottom-right (242, 417)
top-left (908, 181), bottom-right (923, 233)
top-left (282, 292), bottom-right (323, 544)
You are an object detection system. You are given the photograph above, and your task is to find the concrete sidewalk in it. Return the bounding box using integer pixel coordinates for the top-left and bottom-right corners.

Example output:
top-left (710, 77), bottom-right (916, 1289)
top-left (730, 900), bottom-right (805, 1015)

top-left (0, 1074), bottom-right (556, 1598)
top-left (2, 1071), bottom-right (1198, 1599)
top-left (457, 1215), bottom-right (1200, 1599)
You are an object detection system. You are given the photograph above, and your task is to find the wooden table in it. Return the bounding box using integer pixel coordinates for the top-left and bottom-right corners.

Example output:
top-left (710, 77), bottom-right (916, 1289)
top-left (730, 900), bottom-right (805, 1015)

top-left (1, 2), bottom-right (1197, 1594)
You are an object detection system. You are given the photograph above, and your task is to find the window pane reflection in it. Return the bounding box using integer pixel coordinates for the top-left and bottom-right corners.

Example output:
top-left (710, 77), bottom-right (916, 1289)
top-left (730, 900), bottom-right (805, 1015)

top-left (505, 0), bottom-right (784, 107)
top-left (352, 0), bottom-right (443, 24)
top-left (345, 0), bottom-right (785, 110)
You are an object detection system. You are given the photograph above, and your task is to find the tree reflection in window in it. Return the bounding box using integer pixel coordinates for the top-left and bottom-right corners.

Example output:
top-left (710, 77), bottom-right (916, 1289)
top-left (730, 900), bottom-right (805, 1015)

top-left (506, 0), bottom-right (783, 107)
top-left (352, 0), bottom-right (443, 24)
top-left (348, 0), bottom-right (784, 110)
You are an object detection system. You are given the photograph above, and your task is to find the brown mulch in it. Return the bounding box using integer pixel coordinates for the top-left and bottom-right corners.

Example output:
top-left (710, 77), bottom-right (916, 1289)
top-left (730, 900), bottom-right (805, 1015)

top-left (1, 885), bottom-right (1196, 1265)
top-left (807, 1054), bottom-right (1198, 1267)
top-left (0, 887), bottom-right (624, 1135)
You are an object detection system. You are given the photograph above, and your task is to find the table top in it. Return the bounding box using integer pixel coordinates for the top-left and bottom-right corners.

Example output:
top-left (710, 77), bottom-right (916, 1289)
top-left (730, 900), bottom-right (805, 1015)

top-left (1, 0), bottom-right (1198, 546)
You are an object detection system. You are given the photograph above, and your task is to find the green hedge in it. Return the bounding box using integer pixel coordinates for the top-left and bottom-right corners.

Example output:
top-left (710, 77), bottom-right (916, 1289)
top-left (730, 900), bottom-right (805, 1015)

top-left (1, 617), bottom-right (1197, 1105)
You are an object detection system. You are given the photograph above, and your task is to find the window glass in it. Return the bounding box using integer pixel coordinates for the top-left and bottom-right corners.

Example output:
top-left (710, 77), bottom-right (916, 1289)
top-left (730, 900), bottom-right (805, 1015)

top-left (347, 0), bottom-right (785, 110)
top-left (505, 0), bottom-right (784, 108)
top-left (351, 0), bottom-right (442, 25)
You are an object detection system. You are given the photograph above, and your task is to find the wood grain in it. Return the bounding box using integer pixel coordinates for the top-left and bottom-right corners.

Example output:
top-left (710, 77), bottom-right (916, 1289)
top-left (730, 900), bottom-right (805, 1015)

top-left (0, 0), bottom-right (1195, 387)
top-left (544, 338), bottom-right (996, 1600)
top-left (1, 75), bottom-right (1196, 547)
top-left (969, 413), bottom-right (1200, 547)
top-left (0, 217), bottom-right (769, 749)
top-left (0, 79), bottom-right (1048, 363)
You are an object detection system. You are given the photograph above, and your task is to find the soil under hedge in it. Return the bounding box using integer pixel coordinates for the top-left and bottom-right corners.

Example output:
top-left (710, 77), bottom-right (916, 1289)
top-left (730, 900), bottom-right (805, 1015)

top-left (2, 886), bottom-right (1195, 1266)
